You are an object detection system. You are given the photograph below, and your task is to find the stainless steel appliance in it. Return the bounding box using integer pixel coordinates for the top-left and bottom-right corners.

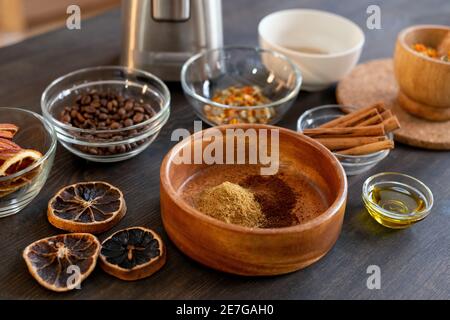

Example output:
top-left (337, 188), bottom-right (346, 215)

top-left (122, 0), bottom-right (223, 81)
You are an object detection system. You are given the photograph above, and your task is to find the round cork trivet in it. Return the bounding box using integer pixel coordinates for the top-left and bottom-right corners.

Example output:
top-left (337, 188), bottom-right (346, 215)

top-left (336, 58), bottom-right (450, 150)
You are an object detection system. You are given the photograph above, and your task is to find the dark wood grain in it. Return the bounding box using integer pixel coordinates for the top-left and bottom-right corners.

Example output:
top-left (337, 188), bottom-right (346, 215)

top-left (0, 0), bottom-right (449, 299)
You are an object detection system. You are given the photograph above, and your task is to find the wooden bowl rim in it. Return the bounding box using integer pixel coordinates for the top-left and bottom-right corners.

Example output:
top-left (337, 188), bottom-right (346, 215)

top-left (160, 124), bottom-right (347, 235)
top-left (397, 24), bottom-right (450, 66)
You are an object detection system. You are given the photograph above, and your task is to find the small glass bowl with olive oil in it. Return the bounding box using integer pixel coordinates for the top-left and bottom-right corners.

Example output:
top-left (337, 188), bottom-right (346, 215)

top-left (362, 172), bottom-right (433, 229)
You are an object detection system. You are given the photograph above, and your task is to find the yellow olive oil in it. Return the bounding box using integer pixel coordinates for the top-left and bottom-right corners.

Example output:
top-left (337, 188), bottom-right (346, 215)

top-left (364, 183), bottom-right (427, 228)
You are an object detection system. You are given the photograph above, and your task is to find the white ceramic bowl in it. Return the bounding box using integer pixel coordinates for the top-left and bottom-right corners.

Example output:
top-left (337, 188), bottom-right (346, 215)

top-left (258, 9), bottom-right (365, 91)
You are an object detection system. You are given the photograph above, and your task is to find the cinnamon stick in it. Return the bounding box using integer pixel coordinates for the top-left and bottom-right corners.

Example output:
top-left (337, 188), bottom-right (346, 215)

top-left (338, 140), bottom-right (394, 155)
top-left (303, 124), bottom-right (385, 137)
top-left (335, 108), bottom-right (379, 128)
top-left (315, 136), bottom-right (387, 150)
top-left (356, 111), bottom-right (383, 126)
top-left (380, 110), bottom-right (392, 120)
top-left (382, 116), bottom-right (401, 132)
top-left (319, 103), bottom-right (385, 128)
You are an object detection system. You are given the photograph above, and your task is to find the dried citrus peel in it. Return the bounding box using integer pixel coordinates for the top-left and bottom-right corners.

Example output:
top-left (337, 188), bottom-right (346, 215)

top-left (99, 227), bottom-right (166, 281)
top-left (47, 181), bottom-right (126, 234)
top-left (0, 149), bottom-right (42, 177)
top-left (23, 233), bottom-right (100, 292)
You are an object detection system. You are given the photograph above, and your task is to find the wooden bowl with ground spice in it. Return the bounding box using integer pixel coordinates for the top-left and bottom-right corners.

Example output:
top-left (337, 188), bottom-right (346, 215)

top-left (160, 124), bottom-right (347, 276)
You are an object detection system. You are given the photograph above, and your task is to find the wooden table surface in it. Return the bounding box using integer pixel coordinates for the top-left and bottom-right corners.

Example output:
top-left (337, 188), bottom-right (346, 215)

top-left (0, 0), bottom-right (449, 299)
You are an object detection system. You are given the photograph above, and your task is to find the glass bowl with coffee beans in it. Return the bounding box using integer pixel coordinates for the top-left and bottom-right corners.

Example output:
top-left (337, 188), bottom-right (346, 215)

top-left (41, 66), bottom-right (170, 162)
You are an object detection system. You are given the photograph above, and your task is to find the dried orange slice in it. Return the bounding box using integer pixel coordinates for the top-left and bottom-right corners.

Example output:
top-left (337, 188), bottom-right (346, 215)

top-left (47, 182), bottom-right (126, 234)
top-left (23, 233), bottom-right (100, 292)
top-left (99, 227), bottom-right (166, 281)
top-left (0, 123), bottom-right (19, 139)
top-left (0, 137), bottom-right (21, 153)
top-left (0, 149), bottom-right (42, 176)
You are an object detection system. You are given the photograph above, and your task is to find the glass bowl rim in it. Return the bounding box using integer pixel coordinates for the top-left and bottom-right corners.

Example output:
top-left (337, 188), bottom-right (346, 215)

top-left (297, 104), bottom-right (392, 160)
top-left (0, 107), bottom-right (57, 183)
top-left (41, 66), bottom-right (171, 134)
top-left (362, 171), bottom-right (434, 220)
top-left (180, 46), bottom-right (303, 110)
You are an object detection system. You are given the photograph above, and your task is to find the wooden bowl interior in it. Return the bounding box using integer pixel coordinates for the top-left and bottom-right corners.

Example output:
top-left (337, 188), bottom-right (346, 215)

top-left (164, 126), bottom-right (343, 222)
top-left (401, 27), bottom-right (449, 49)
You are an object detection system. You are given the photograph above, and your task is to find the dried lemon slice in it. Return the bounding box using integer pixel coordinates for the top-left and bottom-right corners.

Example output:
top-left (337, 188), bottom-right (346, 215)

top-left (0, 149), bottom-right (42, 176)
top-left (47, 182), bottom-right (126, 234)
top-left (23, 233), bottom-right (100, 292)
top-left (99, 227), bottom-right (166, 281)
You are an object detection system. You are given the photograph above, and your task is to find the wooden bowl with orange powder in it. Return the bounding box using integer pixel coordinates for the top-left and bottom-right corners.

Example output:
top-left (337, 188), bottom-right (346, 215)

top-left (160, 124), bottom-right (347, 276)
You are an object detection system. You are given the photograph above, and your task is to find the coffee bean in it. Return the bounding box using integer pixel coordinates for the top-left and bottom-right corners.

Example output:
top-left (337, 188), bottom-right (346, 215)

top-left (107, 102), bottom-right (114, 111)
top-left (91, 101), bottom-right (101, 108)
top-left (143, 104), bottom-right (155, 115)
top-left (87, 106), bottom-right (97, 113)
top-left (133, 113), bottom-right (144, 123)
top-left (62, 114), bottom-right (71, 123)
top-left (115, 145), bottom-right (126, 153)
top-left (110, 122), bottom-right (121, 130)
top-left (81, 95), bottom-right (92, 105)
top-left (61, 90), bottom-right (157, 156)
top-left (133, 106), bottom-right (145, 113)
top-left (88, 147), bottom-right (98, 155)
top-left (76, 113), bottom-right (85, 123)
top-left (124, 101), bottom-right (134, 111)
top-left (118, 108), bottom-right (126, 118)
top-left (124, 119), bottom-right (134, 127)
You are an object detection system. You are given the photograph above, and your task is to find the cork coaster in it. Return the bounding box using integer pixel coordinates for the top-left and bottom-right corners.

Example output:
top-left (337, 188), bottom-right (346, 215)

top-left (336, 58), bottom-right (450, 150)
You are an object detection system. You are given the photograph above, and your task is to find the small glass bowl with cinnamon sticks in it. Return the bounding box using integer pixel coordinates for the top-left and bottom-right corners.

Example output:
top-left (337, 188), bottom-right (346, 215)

top-left (297, 103), bottom-right (401, 175)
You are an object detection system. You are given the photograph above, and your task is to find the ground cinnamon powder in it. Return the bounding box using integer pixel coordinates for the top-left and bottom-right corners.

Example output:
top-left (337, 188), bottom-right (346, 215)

top-left (195, 181), bottom-right (266, 228)
top-left (240, 175), bottom-right (298, 228)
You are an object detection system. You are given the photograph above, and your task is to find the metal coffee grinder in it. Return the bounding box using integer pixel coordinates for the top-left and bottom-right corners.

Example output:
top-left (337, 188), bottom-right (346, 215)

top-left (122, 0), bottom-right (223, 81)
